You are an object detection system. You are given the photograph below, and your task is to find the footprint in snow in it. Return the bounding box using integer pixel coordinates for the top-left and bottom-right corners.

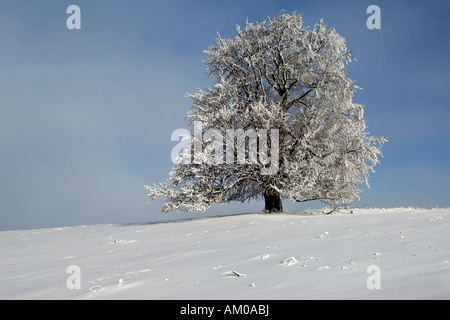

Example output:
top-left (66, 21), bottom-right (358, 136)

top-left (316, 266), bottom-right (331, 271)
top-left (251, 254), bottom-right (270, 261)
top-left (317, 232), bottom-right (329, 239)
top-left (86, 285), bottom-right (104, 299)
top-left (108, 239), bottom-right (127, 244)
top-left (281, 257), bottom-right (298, 266)
top-left (89, 285), bottom-right (102, 292)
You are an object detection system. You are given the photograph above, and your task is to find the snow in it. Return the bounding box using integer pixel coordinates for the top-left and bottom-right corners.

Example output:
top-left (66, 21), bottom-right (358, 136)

top-left (1, 208), bottom-right (449, 300)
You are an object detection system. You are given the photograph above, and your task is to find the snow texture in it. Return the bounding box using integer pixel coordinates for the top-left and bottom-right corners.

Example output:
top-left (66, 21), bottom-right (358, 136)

top-left (1, 208), bottom-right (449, 299)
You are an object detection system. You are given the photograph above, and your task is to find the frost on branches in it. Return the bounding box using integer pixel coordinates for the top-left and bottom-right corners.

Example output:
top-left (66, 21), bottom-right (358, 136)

top-left (145, 13), bottom-right (386, 214)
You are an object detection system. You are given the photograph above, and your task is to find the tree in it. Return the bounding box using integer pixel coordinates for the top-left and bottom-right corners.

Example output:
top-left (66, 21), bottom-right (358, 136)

top-left (145, 13), bottom-right (386, 214)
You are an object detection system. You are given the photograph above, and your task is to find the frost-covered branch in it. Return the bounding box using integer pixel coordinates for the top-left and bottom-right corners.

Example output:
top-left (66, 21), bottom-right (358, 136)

top-left (146, 12), bottom-right (386, 214)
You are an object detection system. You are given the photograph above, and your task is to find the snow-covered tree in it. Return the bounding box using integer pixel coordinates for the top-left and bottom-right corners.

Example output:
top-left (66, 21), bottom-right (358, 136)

top-left (145, 13), bottom-right (386, 213)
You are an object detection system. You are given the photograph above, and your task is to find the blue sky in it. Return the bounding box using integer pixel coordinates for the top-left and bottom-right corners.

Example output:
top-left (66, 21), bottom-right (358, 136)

top-left (1, 0), bottom-right (449, 230)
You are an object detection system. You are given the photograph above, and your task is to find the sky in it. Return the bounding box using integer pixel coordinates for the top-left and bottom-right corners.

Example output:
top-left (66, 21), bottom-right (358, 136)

top-left (0, 0), bottom-right (449, 230)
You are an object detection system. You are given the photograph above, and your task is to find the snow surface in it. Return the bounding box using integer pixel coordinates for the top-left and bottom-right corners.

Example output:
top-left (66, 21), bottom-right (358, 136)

top-left (1, 208), bottom-right (449, 300)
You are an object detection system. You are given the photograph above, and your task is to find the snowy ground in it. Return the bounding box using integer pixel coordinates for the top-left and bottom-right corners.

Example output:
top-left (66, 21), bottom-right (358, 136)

top-left (1, 208), bottom-right (449, 300)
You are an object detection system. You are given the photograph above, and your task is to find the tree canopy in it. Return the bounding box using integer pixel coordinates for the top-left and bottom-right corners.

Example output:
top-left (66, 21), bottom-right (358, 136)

top-left (145, 13), bottom-right (386, 213)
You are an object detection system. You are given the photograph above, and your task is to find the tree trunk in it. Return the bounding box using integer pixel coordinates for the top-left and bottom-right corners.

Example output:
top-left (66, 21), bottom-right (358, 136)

top-left (263, 191), bottom-right (283, 213)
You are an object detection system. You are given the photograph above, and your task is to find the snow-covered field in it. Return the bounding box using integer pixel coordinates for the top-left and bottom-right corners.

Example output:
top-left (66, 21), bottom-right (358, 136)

top-left (1, 208), bottom-right (449, 300)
